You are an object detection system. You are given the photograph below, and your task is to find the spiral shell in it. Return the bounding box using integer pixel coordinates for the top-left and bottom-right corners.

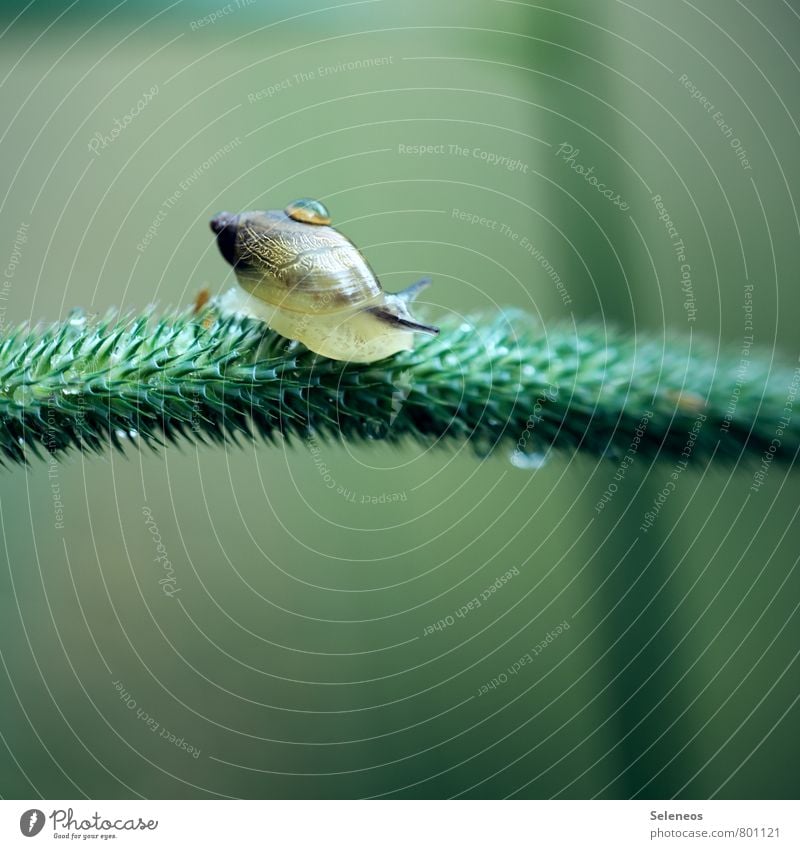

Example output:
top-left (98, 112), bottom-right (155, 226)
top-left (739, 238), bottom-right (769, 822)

top-left (210, 200), bottom-right (439, 362)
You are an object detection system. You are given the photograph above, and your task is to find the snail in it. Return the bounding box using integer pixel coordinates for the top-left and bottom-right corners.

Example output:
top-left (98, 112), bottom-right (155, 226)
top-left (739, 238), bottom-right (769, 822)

top-left (210, 198), bottom-right (439, 362)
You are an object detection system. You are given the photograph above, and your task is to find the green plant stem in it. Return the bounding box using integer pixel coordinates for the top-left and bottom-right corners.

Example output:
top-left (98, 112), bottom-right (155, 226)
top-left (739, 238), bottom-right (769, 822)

top-left (0, 305), bottom-right (796, 467)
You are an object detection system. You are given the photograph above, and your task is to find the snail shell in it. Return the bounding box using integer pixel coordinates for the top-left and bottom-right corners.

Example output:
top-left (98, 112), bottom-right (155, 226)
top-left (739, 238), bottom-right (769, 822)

top-left (210, 200), bottom-right (439, 363)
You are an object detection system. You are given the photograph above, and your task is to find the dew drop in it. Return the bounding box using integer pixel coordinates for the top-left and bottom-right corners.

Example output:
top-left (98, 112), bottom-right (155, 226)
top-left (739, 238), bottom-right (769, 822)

top-left (509, 450), bottom-right (548, 470)
top-left (12, 386), bottom-right (32, 405)
top-left (67, 309), bottom-right (87, 328)
top-left (364, 418), bottom-right (388, 440)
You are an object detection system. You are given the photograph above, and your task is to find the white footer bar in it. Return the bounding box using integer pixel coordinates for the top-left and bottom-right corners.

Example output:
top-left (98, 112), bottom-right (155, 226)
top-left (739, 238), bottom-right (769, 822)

top-left (2, 799), bottom-right (796, 847)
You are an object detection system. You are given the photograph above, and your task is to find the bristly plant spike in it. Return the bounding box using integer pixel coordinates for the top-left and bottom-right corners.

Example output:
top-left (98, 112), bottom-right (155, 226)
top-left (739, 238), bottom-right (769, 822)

top-left (0, 305), bottom-right (797, 468)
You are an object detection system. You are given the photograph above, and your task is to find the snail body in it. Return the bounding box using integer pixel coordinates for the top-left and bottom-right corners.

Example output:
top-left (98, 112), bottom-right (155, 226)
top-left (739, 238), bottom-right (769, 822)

top-left (210, 199), bottom-right (439, 362)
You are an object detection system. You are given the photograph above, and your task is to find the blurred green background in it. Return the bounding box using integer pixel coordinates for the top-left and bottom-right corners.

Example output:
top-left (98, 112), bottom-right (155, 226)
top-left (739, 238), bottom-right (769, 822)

top-left (1, 0), bottom-right (799, 799)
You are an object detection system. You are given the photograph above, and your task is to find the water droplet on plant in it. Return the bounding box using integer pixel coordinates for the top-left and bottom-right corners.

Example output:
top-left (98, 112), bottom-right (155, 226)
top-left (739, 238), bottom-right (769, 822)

top-left (509, 450), bottom-right (548, 470)
top-left (365, 418), bottom-right (388, 440)
top-left (12, 386), bottom-right (31, 405)
top-left (67, 309), bottom-right (87, 328)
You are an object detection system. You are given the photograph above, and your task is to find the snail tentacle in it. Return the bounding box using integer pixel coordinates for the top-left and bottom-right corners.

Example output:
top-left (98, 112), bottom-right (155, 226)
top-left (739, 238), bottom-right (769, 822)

top-left (396, 277), bottom-right (432, 302)
top-left (366, 306), bottom-right (440, 336)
